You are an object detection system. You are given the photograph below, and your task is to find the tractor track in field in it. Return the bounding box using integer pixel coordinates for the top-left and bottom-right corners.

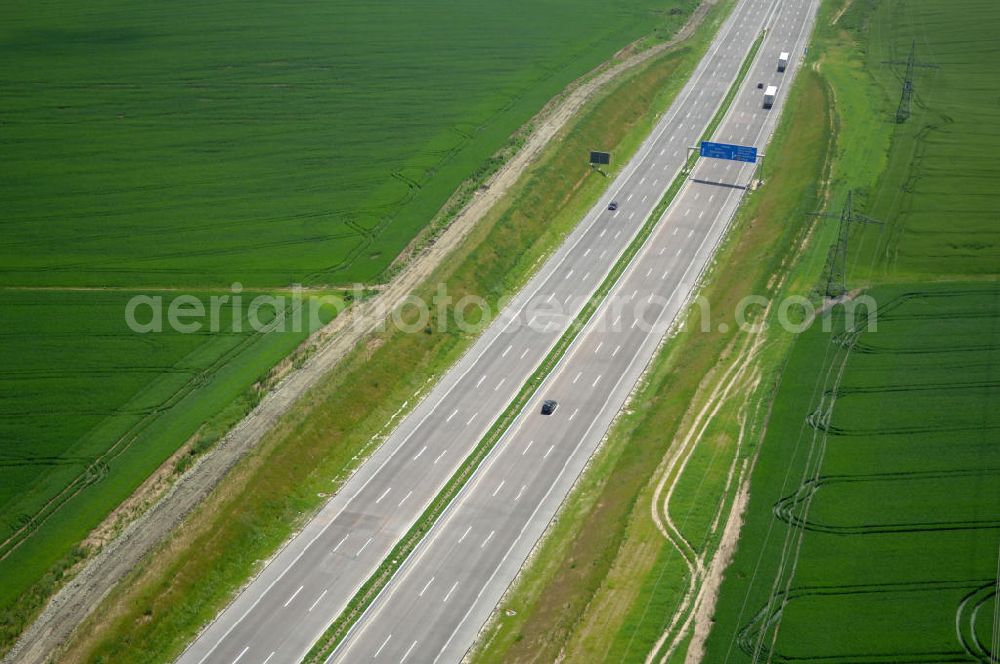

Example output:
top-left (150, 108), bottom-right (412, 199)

top-left (3, 5), bottom-right (720, 663)
top-left (644, 319), bottom-right (766, 664)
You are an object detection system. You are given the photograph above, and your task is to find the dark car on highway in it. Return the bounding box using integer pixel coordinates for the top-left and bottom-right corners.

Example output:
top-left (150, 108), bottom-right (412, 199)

top-left (608, 201), bottom-right (619, 211)
top-left (541, 399), bottom-right (558, 415)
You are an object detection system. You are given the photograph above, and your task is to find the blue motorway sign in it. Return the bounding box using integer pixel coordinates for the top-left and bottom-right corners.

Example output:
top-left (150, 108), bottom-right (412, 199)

top-left (699, 141), bottom-right (758, 163)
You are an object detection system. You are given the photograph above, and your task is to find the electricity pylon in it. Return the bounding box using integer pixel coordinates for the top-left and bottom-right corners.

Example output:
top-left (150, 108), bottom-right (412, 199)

top-left (883, 39), bottom-right (939, 123)
top-left (811, 191), bottom-right (883, 298)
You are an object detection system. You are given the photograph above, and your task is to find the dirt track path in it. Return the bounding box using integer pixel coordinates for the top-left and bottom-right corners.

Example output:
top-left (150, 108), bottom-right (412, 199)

top-left (645, 326), bottom-right (764, 664)
top-left (3, 5), bottom-right (716, 663)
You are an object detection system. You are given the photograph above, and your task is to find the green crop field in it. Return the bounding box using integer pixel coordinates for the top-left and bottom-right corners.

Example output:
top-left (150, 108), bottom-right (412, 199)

top-left (703, 285), bottom-right (1000, 662)
top-left (0, 289), bottom-right (337, 626)
top-left (701, 0), bottom-right (1000, 661)
top-left (840, 0), bottom-right (1000, 283)
top-left (2, 0), bottom-right (696, 289)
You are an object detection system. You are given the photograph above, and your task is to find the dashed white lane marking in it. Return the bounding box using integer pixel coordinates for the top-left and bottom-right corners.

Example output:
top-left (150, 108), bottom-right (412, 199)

top-left (446, 409), bottom-right (458, 423)
top-left (592, 375), bottom-right (602, 387)
top-left (626, 193), bottom-right (634, 201)
top-left (283, 585), bottom-right (303, 608)
top-left (308, 589), bottom-right (328, 612)
top-left (629, 211), bottom-right (636, 220)
top-left (501, 344), bottom-right (512, 357)
top-left (494, 378), bottom-right (505, 391)
top-left (612, 345), bottom-right (621, 357)
top-left (443, 581), bottom-right (459, 602)
top-left (663, 268), bottom-right (670, 279)
top-left (631, 319), bottom-right (639, 329)
top-left (374, 635), bottom-right (391, 658)
top-left (573, 372), bottom-right (582, 384)
top-left (614, 230), bottom-right (621, 239)
top-left (520, 347), bottom-right (529, 359)
top-left (699, 210), bottom-right (705, 219)
top-left (333, 534), bottom-right (348, 552)
top-left (466, 412), bottom-right (477, 426)
top-left (232, 646), bottom-right (249, 664)
top-left (515, 485), bottom-right (526, 501)
top-left (413, 445), bottom-right (426, 461)
top-left (613, 315), bottom-right (622, 326)
top-left (689, 228), bottom-right (695, 237)
top-left (594, 341), bottom-right (603, 353)
top-left (630, 289), bottom-right (638, 300)
top-left (646, 267), bottom-right (653, 277)
top-left (458, 526), bottom-right (471, 543)
top-left (262, 652), bottom-right (275, 664)
top-left (401, 640), bottom-right (418, 663)
top-left (492, 481), bottom-right (505, 497)
top-left (583, 248), bottom-right (591, 257)
top-left (419, 577), bottom-right (435, 597)
top-left (398, 490), bottom-right (413, 508)
top-left (543, 444), bottom-right (555, 459)
top-left (599, 228), bottom-right (607, 237)
top-left (522, 440), bottom-right (534, 455)
top-left (434, 450), bottom-right (447, 464)
top-left (375, 488), bottom-right (391, 504)
top-left (675, 247), bottom-right (683, 256)
top-left (600, 250), bottom-right (608, 259)
top-left (582, 271), bottom-right (590, 281)
top-left (481, 530), bottom-right (495, 548)
top-left (672, 227), bottom-right (679, 235)
top-left (569, 408), bottom-right (579, 421)
top-left (476, 375), bottom-right (486, 388)
top-left (566, 269), bottom-right (574, 279)
top-left (659, 247), bottom-right (666, 255)
top-left (641, 195), bottom-right (648, 204)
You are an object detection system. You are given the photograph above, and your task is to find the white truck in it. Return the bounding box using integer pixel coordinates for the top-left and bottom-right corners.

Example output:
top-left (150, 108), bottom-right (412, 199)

top-left (778, 51), bottom-right (790, 72)
top-left (763, 85), bottom-right (777, 109)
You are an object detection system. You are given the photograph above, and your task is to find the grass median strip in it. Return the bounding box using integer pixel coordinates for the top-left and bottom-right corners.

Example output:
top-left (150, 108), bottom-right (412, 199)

top-left (303, 20), bottom-right (766, 664)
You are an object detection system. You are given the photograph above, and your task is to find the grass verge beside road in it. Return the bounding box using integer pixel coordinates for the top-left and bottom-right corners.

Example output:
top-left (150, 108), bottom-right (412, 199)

top-left (58, 9), bottom-right (728, 662)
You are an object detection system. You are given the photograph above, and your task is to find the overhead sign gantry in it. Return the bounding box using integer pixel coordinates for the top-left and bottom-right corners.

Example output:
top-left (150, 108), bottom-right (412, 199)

top-left (698, 140), bottom-right (758, 163)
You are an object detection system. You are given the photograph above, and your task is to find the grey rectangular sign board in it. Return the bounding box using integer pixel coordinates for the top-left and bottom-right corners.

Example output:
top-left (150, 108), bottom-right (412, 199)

top-left (699, 141), bottom-right (757, 163)
top-left (589, 151), bottom-right (611, 165)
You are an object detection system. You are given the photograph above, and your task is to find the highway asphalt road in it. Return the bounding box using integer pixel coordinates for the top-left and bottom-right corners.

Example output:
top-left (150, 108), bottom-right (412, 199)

top-left (177, 1), bottom-right (799, 662)
top-left (329, 1), bottom-right (819, 663)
